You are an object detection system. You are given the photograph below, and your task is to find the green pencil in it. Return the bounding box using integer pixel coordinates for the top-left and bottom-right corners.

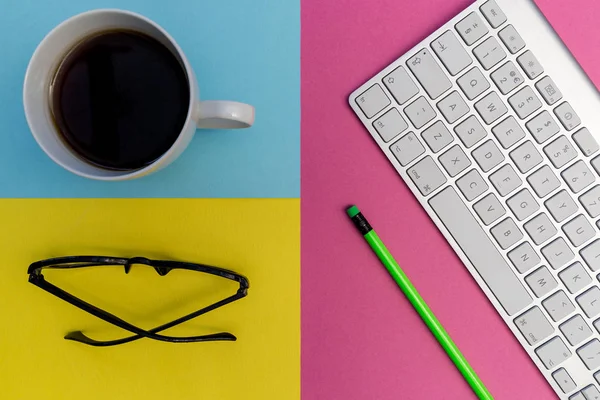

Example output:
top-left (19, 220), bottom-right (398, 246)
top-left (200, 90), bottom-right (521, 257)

top-left (346, 205), bottom-right (493, 400)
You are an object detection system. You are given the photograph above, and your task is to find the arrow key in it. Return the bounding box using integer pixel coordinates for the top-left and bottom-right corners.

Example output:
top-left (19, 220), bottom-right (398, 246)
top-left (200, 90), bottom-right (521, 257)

top-left (552, 368), bottom-right (576, 394)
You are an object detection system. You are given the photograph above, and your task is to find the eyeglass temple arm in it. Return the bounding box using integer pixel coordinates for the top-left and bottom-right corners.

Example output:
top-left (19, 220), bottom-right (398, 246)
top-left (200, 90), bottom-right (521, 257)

top-left (29, 273), bottom-right (247, 345)
top-left (66, 291), bottom-right (247, 347)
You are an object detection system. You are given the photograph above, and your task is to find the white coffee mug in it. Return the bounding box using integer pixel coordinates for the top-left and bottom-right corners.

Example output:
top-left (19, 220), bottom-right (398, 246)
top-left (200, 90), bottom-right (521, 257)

top-left (23, 9), bottom-right (254, 181)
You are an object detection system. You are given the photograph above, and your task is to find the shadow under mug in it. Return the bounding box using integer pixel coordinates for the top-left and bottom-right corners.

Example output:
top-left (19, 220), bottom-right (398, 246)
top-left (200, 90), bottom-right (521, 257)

top-left (23, 9), bottom-right (255, 181)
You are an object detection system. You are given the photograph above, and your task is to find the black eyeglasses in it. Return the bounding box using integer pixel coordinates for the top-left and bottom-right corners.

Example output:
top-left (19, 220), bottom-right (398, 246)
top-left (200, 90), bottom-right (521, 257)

top-left (28, 256), bottom-right (249, 347)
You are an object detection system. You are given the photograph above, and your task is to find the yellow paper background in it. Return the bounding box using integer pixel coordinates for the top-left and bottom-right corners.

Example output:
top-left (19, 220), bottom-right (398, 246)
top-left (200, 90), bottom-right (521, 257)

top-left (0, 199), bottom-right (299, 400)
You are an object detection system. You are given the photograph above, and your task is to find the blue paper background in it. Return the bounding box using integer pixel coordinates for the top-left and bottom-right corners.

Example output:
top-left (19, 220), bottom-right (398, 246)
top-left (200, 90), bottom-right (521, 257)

top-left (0, 0), bottom-right (299, 197)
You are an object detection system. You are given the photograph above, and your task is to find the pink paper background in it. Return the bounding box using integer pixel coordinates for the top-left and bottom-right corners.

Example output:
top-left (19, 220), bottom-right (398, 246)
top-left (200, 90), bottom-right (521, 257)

top-left (301, 0), bottom-right (600, 399)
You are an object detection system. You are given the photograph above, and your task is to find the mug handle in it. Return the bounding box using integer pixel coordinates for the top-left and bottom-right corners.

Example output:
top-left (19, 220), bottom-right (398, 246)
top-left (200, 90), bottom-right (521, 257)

top-left (195, 100), bottom-right (255, 129)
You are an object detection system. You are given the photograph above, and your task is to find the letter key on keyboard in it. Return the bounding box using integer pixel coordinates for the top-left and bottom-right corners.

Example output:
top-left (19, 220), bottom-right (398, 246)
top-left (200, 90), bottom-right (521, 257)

top-left (429, 187), bottom-right (531, 315)
top-left (508, 242), bottom-right (539, 273)
top-left (421, 121), bottom-right (453, 153)
top-left (475, 91), bottom-right (508, 124)
top-left (545, 190), bottom-right (578, 223)
top-left (577, 287), bottom-right (600, 318)
top-left (457, 67), bottom-right (490, 100)
top-left (492, 116), bottom-right (525, 149)
top-left (407, 49), bottom-right (452, 100)
top-left (542, 237), bottom-right (575, 270)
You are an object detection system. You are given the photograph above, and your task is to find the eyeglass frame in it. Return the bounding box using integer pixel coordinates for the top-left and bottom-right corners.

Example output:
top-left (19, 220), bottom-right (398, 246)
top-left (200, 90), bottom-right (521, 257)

top-left (28, 255), bottom-right (249, 347)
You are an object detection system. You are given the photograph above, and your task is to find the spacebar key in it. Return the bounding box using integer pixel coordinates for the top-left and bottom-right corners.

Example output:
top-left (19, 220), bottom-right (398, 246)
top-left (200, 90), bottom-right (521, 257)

top-left (429, 187), bottom-right (532, 315)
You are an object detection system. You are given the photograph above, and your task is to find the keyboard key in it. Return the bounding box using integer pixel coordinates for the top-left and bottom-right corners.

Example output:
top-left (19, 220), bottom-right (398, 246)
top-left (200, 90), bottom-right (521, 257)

top-left (383, 66), bottom-right (419, 105)
top-left (582, 385), bottom-right (600, 400)
top-left (536, 336), bottom-right (571, 369)
top-left (404, 96), bottom-right (437, 129)
top-left (473, 193), bottom-right (505, 225)
top-left (437, 91), bottom-right (469, 123)
top-left (510, 140), bottom-right (543, 173)
top-left (555, 102), bottom-right (581, 131)
top-left (573, 128), bottom-right (599, 157)
top-left (454, 115), bottom-right (487, 148)
top-left (580, 186), bottom-right (600, 218)
top-left (526, 111), bottom-right (561, 144)
top-left (457, 67), bottom-right (490, 100)
top-left (592, 156), bottom-right (600, 176)
top-left (439, 145), bottom-right (471, 177)
top-left (560, 262), bottom-right (591, 294)
top-left (491, 217), bottom-right (523, 249)
top-left (356, 84), bottom-right (390, 118)
top-left (373, 108), bottom-right (409, 142)
top-left (431, 30), bottom-right (472, 76)
top-left (560, 315), bottom-right (593, 346)
top-left (457, 169), bottom-right (488, 201)
top-left (515, 306), bottom-right (554, 344)
top-left (542, 237), bottom-right (575, 270)
top-left (407, 156), bottom-right (447, 196)
top-left (508, 241), bottom-right (540, 273)
top-left (525, 266), bottom-right (557, 297)
top-left (492, 116), bottom-right (525, 149)
top-left (577, 287), bottom-right (600, 318)
top-left (562, 161), bottom-right (595, 194)
top-left (421, 121), bottom-right (454, 153)
top-left (489, 164), bottom-right (521, 196)
top-left (480, 1), bottom-right (507, 28)
top-left (407, 49), bottom-right (452, 100)
top-left (490, 61), bottom-right (524, 94)
top-left (455, 12), bottom-right (488, 45)
top-left (499, 25), bottom-right (525, 54)
top-left (544, 136), bottom-right (578, 169)
top-left (472, 139), bottom-right (504, 172)
top-left (528, 165), bottom-right (561, 198)
top-left (509, 86), bottom-right (542, 119)
top-left (577, 339), bottom-right (600, 370)
top-left (507, 188), bottom-right (539, 221)
top-left (517, 50), bottom-right (544, 80)
top-left (543, 291), bottom-right (575, 322)
top-left (571, 392), bottom-right (586, 400)
top-left (524, 213), bottom-right (557, 245)
top-left (535, 76), bottom-right (563, 105)
top-left (581, 240), bottom-right (600, 272)
top-left (475, 91), bottom-right (508, 124)
top-left (563, 215), bottom-right (595, 247)
top-left (473, 37), bottom-right (506, 70)
top-left (390, 132), bottom-right (425, 166)
top-left (545, 190), bottom-right (578, 223)
top-left (429, 187), bottom-right (531, 315)
top-left (552, 368), bottom-right (577, 394)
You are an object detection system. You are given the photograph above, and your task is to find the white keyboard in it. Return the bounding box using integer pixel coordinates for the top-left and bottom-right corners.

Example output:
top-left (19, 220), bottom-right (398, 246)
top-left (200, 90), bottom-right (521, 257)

top-left (349, 0), bottom-right (600, 398)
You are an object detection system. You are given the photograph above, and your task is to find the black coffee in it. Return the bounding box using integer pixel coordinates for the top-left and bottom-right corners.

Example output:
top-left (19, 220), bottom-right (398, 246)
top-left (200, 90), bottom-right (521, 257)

top-left (50, 30), bottom-right (190, 170)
